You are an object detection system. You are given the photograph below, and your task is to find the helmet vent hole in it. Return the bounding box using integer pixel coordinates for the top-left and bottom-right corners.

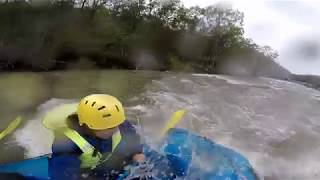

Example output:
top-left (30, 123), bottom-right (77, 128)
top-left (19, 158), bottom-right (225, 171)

top-left (103, 114), bottom-right (111, 118)
top-left (115, 105), bottom-right (120, 112)
top-left (85, 101), bottom-right (88, 105)
top-left (91, 102), bottom-right (96, 107)
top-left (98, 106), bottom-right (106, 111)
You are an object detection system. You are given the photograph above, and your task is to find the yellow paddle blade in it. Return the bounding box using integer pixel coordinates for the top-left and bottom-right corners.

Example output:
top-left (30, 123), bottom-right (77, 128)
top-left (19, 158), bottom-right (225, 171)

top-left (161, 110), bottom-right (186, 136)
top-left (0, 116), bottom-right (22, 140)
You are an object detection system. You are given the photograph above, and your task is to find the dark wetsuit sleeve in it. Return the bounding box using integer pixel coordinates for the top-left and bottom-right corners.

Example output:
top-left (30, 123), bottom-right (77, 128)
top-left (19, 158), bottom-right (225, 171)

top-left (49, 135), bottom-right (82, 180)
top-left (120, 121), bottom-right (143, 156)
top-left (51, 135), bottom-right (82, 155)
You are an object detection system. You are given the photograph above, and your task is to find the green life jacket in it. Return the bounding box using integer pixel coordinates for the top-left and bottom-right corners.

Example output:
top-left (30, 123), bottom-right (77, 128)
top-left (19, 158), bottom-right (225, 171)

top-left (42, 103), bottom-right (122, 169)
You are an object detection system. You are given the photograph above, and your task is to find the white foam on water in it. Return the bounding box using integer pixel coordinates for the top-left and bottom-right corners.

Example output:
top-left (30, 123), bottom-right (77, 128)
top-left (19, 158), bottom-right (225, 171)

top-left (126, 105), bottom-right (147, 112)
top-left (14, 118), bottom-right (53, 158)
top-left (180, 79), bottom-right (193, 84)
top-left (192, 73), bottom-right (217, 78)
top-left (127, 74), bottom-right (320, 179)
top-left (13, 98), bottom-right (76, 158)
top-left (193, 73), bottom-right (253, 85)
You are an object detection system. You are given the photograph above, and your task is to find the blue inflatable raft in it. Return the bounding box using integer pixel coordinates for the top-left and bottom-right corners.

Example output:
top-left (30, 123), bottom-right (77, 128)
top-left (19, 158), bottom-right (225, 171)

top-left (0, 128), bottom-right (257, 180)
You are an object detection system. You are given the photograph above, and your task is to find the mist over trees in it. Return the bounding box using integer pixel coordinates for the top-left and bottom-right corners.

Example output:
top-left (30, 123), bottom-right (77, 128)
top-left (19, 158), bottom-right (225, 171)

top-left (0, 0), bottom-right (278, 73)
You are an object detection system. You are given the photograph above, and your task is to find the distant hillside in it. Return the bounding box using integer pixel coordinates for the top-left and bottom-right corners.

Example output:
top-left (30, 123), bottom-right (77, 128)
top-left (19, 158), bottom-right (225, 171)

top-left (215, 53), bottom-right (291, 80)
top-left (290, 74), bottom-right (320, 90)
top-left (215, 53), bottom-right (320, 91)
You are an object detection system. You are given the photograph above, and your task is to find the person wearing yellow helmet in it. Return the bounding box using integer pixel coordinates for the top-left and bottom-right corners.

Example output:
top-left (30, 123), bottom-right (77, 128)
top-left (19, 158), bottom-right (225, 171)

top-left (48, 94), bottom-right (144, 179)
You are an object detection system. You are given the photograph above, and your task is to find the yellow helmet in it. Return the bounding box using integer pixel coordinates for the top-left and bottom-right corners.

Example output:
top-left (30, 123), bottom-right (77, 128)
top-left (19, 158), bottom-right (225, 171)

top-left (77, 94), bottom-right (125, 130)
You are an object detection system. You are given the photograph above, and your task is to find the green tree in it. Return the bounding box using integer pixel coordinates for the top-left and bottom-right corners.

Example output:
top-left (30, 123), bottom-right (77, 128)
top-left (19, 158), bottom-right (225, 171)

top-left (0, 0), bottom-right (278, 73)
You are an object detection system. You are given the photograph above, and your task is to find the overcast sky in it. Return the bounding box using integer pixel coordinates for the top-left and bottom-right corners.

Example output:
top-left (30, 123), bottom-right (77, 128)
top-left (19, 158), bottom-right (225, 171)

top-left (181, 0), bottom-right (320, 75)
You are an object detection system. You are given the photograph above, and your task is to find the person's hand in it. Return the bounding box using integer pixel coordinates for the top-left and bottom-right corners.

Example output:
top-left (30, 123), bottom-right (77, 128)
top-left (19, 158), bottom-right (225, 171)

top-left (79, 152), bottom-right (102, 169)
top-left (123, 162), bottom-right (152, 180)
top-left (132, 153), bottom-right (145, 163)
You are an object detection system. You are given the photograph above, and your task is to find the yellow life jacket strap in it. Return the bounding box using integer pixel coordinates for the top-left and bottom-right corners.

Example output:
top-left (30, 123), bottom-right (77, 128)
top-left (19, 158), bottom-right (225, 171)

top-left (60, 127), bottom-right (123, 169)
top-left (59, 127), bottom-right (95, 154)
top-left (97, 130), bottom-right (122, 165)
top-left (112, 130), bottom-right (121, 152)
top-left (60, 127), bottom-right (122, 154)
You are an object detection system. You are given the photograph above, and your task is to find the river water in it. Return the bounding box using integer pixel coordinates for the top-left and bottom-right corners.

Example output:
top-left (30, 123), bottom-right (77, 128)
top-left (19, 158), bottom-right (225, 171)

top-left (0, 70), bottom-right (320, 180)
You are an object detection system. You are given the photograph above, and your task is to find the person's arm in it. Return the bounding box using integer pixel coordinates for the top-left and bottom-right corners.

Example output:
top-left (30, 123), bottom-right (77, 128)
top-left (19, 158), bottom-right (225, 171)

top-left (51, 134), bottom-right (82, 155)
top-left (119, 121), bottom-right (144, 162)
top-left (51, 117), bottom-right (83, 155)
top-left (49, 135), bottom-right (82, 180)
